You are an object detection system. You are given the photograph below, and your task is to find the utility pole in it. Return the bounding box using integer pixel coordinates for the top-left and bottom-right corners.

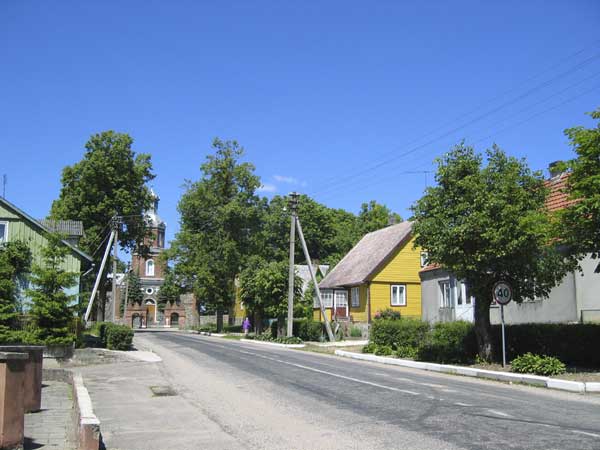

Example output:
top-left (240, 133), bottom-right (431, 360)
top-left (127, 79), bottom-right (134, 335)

top-left (123, 262), bottom-right (130, 326)
top-left (286, 192), bottom-right (299, 337)
top-left (84, 228), bottom-right (116, 323)
top-left (111, 215), bottom-right (121, 323)
top-left (1, 174), bottom-right (6, 198)
top-left (295, 215), bottom-right (335, 342)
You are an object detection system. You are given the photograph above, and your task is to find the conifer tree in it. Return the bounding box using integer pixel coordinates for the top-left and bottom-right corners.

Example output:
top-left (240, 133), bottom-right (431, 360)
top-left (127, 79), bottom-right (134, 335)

top-left (28, 235), bottom-right (78, 345)
top-left (0, 241), bottom-right (31, 343)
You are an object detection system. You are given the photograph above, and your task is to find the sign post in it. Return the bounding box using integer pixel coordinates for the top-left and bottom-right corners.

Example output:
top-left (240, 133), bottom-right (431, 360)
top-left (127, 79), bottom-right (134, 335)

top-left (493, 281), bottom-right (512, 368)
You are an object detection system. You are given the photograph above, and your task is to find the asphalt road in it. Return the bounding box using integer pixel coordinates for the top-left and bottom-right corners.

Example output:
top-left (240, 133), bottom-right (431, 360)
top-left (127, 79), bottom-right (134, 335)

top-left (135, 331), bottom-right (600, 450)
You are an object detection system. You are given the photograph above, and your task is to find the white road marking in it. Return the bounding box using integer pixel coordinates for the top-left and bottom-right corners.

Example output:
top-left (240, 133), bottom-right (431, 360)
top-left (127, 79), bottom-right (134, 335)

top-left (571, 430), bottom-right (600, 438)
top-left (419, 382), bottom-right (446, 388)
top-left (487, 409), bottom-right (512, 418)
top-left (243, 349), bottom-right (421, 396)
top-left (454, 402), bottom-right (473, 407)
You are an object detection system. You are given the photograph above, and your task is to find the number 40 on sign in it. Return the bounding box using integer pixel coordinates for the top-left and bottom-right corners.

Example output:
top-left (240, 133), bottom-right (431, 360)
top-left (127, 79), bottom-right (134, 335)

top-left (493, 281), bottom-right (512, 305)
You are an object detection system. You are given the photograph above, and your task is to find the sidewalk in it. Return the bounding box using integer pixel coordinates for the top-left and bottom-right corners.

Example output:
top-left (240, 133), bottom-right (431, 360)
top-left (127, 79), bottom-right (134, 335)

top-left (24, 380), bottom-right (75, 450)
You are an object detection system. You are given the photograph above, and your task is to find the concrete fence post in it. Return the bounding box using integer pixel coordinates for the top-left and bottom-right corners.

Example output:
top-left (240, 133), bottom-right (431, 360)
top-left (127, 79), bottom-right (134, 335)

top-left (0, 351), bottom-right (28, 450)
top-left (0, 346), bottom-right (44, 413)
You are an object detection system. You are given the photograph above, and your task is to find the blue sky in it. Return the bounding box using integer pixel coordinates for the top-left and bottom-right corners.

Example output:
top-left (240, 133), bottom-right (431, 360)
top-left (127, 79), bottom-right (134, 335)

top-left (1, 1), bottom-right (599, 247)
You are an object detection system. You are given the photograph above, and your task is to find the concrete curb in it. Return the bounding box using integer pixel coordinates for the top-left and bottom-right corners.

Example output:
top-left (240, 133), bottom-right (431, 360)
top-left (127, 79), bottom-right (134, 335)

top-left (73, 373), bottom-right (101, 450)
top-left (240, 339), bottom-right (305, 348)
top-left (335, 350), bottom-right (597, 394)
top-left (312, 340), bottom-right (368, 348)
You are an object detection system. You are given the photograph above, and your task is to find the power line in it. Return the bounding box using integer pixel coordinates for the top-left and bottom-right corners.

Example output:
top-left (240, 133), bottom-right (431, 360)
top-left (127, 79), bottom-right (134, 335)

top-left (312, 50), bottom-right (600, 196)
top-left (317, 82), bottom-right (600, 201)
top-left (314, 57), bottom-right (600, 198)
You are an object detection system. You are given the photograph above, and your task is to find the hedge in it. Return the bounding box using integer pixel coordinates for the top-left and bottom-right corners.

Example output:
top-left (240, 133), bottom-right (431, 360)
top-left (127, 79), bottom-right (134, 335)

top-left (270, 319), bottom-right (323, 341)
top-left (105, 323), bottom-right (133, 350)
top-left (91, 322), bottom-right (133, 350)
top-left (370, 318), bottom-right (429, 350)
top-left (368, 320), bottom-right (600, 367)
top-left (417, 321), bottom-right (477, 364)
top-left (491, 323), bottom-right (600, 367)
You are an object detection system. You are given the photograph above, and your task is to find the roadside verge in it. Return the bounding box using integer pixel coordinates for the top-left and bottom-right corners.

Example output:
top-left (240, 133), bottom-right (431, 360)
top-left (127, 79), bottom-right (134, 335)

top-left (335, 350), bottom-right (600, 394)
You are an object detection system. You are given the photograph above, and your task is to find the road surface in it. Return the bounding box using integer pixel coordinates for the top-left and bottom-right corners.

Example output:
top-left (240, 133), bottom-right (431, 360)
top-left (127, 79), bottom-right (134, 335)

top-left (84, 331), bottom-right (600, 450)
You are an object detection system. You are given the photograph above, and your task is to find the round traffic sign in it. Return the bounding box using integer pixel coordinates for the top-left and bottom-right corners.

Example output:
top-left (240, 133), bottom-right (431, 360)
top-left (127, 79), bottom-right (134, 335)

top-left (493, 281), bottom-right (512, 305)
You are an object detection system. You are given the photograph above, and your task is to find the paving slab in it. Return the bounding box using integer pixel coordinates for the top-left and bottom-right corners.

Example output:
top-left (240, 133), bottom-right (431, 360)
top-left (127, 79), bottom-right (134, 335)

top-left (24, 380), bottom-right (75, 450)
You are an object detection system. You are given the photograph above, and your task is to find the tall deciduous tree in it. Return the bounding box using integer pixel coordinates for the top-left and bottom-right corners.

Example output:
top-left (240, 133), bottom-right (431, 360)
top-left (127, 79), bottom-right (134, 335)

top-left (169, 138), bottom-right (262, 331)
top-left (411, 143), bottom-right (574, 360)
top-left (50, 131), bottom-right (155, 320)
top-left (239, 259), bottom-right (303, 336)
top-left (560, 109), bottom-right (600, 272)
top-left (0, 241), bottom-right (31, 343)
top-left (28, 235), bottom-right (78, 345)
top-left (356, 200), bottom-right (402, 237)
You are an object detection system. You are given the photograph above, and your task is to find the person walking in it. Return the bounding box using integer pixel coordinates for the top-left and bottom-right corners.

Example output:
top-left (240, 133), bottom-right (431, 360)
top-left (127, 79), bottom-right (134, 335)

top-left (242, 317), bottom-right (251, 335)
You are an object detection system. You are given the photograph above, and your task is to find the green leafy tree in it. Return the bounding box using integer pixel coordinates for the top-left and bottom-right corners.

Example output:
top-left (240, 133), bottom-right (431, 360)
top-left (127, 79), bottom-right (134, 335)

top-left (559, 109), bottom-right (600, 272)
top-left (50, 131), bottom-right (155, 320)
top-left (0, 241), bottom-right (31, 343)
top-left (170, 138), bottom-right (263, 331)
top-left (411, 143), bottom-right (574, 360)
top-left (157, 267), bottom-right (181, 311)
top-left (239, 259), bottom-right (303, 336)
top-left (356, 200), bottom-right (402, 236)
top-left (126, 271), bottom-right (143, 305)
top-left (28, 235), bottom-right (78, 345)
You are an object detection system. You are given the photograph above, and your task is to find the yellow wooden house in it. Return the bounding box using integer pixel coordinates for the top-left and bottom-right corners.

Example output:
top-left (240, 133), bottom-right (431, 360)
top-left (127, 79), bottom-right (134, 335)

top-left (315, 222), bottom-right (424, 324)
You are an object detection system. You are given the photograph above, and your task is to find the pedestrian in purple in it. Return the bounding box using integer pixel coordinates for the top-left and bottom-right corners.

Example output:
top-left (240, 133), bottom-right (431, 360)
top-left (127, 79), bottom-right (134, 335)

top-left (242, 317), bottom-right (251, 335)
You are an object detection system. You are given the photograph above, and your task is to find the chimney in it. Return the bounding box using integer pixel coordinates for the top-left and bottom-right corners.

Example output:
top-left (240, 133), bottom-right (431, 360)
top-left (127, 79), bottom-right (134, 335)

top-left (548, 161), bottom-right (564, 178)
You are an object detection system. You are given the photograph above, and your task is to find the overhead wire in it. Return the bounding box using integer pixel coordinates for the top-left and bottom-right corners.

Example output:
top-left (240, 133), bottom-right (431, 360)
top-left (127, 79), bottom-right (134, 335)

top-left (313, 54), bottom-right (600, 198)
top-left (311, 48), bottom-right (600, 197)
top-left (317, 81), bottom-right (600, 201)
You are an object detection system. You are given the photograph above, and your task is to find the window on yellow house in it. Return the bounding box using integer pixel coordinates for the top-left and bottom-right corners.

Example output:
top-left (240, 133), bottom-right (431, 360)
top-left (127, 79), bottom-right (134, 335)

top-left (390, 284), bottom-right (406, 306)
top-left (314, 289), bottom-right (333, 308)
top-left (351, 287), bottom-right (360, 307)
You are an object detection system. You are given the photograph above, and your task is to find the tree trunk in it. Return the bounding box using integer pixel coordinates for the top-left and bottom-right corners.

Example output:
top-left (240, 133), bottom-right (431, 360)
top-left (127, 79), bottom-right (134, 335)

top-left (277, 315), bottom-right (286, 338)
top-left (474, 294), bottom-right (493, 361)
top-left (216, 310), bottom-right (224, 333)
top-left (254, 310), bottom-right (262, 334)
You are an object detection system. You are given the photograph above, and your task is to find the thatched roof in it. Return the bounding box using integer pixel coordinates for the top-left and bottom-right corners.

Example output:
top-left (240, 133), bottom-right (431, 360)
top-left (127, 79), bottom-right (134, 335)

top-left (319, 222), bottom-right (413, 289)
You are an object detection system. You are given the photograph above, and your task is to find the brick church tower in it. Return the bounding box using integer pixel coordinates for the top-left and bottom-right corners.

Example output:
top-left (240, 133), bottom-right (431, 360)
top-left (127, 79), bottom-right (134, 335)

top-left (122, 190), bottom-right (186, 328)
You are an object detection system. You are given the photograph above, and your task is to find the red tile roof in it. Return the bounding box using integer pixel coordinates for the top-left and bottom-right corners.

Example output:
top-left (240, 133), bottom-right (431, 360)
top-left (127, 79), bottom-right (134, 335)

top-left (419, 263), bottom-right (441, 273)
top-left (545, 172), bottom-right (578, 212)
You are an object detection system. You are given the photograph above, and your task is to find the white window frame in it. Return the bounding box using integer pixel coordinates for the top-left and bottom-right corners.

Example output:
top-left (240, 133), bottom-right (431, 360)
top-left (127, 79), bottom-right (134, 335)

top-left (420, 251), bottom-right (429, 268)
top-left (334, 290), bottom-right (348, 307)
top-left (316, 289), bottom-right (333, 308)
top-left (146, 259), bottom-right (155, 277)
top-left (351, 287), bottom-right (360, 308)
top-left (0, 221), bottom-right (8, 243)
top-left (390, 284), bottom-right (406, 306)
top-left (439, 280), bottom-right (453, 308)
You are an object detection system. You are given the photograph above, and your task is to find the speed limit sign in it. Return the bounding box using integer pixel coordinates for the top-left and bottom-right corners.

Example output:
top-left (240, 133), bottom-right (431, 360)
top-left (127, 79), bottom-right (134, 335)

top-left (493, 281), bottom-right (512, 305)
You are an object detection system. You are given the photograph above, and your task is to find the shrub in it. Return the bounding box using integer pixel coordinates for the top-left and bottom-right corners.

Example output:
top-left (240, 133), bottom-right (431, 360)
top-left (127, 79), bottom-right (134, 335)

top-left (223, 324), bottom-right (243, 333)
top-left (395, 345), bottom-right (418, 359)
top-left (196, 323), bottom-right (217, 333)
top-left (273, 336), bottom-right (303, 344)
top-left (298, 320), bottom-right (323, 341)
top-left (417, 321), bottom-right (477, 364)
top-left (91, 322), bottom-right (109, 346)
top-left (374, 345), bottom-right (393, 356)
top-left (371, 318), bottom-right (429, 350)
top-left (511, 353), bottom-right (566, 376)
top-left (362, 342), bottom-right (377, 353)
top-left (105, 323), bottom-right (133, 350)
top-left (349, 326), bottom-right (362, 338)
top-left (374, 309), bottom-right (401, 320)
top-left (255, 330), bottom-right (273, 341)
